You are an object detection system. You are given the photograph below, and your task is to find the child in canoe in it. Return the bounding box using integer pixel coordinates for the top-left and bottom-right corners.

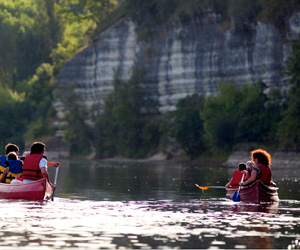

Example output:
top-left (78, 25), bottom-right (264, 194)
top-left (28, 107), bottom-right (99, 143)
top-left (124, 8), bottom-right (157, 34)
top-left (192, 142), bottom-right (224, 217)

top-left (225, 162), bottom-right (250, 188)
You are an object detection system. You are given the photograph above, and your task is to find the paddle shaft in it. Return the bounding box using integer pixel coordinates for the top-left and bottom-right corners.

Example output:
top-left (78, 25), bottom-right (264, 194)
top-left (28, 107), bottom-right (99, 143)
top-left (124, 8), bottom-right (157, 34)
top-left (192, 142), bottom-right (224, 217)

top-left (54, 167), bottom-right (59, 185)
top-left (195, 184), bottom-right (226, 190)
top-left (237, 173), bottom-right (245, 193)
top-left (51, 167), bottom-right (59, 201)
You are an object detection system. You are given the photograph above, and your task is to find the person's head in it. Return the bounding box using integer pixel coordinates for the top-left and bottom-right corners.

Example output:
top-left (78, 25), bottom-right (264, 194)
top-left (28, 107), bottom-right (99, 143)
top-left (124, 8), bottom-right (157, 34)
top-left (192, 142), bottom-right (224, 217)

top-left (7, 152), bottom-right (18, 160)
top-left (238, 162), bottom-right (246, 171)
top-left (21, 151), bottom-right (30, 161)
top-left (251, 149), bottom-right (271, 166)
top-left (30, 142), bottom-right (45, 155)
top-left (5, 143), bottom-right (19, 155)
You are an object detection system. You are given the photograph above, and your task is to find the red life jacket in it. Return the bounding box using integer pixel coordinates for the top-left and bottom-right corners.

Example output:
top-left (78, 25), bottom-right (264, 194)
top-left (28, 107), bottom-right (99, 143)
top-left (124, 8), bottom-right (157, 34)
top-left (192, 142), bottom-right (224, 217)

top-left (22, 154), bottom-right (43, 180)
top-left (230, 170), bottom-right (250, 186)
top-left (258, 163), bottom-right (272, 184)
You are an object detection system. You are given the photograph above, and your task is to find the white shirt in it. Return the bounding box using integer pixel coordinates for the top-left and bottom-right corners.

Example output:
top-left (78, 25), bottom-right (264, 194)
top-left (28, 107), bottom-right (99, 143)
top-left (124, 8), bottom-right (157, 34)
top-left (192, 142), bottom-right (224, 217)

top-left (39, 157), bottom-right (47, 170)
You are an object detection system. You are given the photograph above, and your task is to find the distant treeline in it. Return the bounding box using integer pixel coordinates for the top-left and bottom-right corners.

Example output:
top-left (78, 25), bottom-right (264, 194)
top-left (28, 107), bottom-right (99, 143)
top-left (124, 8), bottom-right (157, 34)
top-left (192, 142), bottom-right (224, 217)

top-left (0, 0), bottom-right (299, 158)
top-left (121, 0), bottom-right (300, 40)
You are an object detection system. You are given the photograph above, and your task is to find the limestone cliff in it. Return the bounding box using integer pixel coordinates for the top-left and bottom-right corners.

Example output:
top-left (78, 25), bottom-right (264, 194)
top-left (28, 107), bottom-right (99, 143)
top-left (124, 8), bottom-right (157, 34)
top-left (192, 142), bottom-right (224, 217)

top-left (55, 10), bottom-right (300, 115)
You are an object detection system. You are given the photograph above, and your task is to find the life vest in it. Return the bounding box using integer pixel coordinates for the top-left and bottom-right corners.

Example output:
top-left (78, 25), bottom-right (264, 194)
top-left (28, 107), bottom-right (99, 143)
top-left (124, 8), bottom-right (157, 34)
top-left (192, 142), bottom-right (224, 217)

top-left (230, 170), bottom-right (250, 186)
top-left (0, 155), bottom-right (22, 184)
top-left (22, 154), bottom-right (43, 180)
top-left (257, 163), bottom-right (272, 184)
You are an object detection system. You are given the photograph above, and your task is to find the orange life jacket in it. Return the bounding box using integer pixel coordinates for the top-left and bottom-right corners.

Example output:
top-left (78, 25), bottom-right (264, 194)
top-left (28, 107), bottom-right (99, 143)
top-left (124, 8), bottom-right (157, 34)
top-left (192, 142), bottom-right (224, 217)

top-left (230, 170), bottom-right (250, 186)
top-left (258, 163), bottom-right (272, 184)
top-left (22, 154), bottom-right (43, 180)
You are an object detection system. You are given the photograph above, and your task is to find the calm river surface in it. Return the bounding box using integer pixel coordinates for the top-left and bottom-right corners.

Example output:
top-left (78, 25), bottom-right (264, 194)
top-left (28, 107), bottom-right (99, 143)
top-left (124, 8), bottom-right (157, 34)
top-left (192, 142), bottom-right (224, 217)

top-left (0, 159), bottom-right (299, 249)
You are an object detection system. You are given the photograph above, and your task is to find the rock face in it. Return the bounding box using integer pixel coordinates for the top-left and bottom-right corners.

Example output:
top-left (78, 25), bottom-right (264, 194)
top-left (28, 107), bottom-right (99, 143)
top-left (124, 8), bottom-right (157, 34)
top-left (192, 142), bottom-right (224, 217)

top-left (55, 11), bottom-right (300, 115)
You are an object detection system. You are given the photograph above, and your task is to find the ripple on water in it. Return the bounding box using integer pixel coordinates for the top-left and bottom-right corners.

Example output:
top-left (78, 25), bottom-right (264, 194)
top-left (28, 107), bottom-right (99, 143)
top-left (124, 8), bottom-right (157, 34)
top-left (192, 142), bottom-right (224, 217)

top-left (0, 198), bottom-right (299, 249)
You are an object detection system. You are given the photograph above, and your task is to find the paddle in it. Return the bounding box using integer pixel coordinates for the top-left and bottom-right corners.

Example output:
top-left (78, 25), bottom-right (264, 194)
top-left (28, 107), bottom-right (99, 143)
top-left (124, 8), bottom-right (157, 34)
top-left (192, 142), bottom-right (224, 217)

top-left (51, 166), bottom-right (60, 201)
top-left (195, 184), bottom-right (226, 190)
top-left (232, 173), bottom-right (245, 202)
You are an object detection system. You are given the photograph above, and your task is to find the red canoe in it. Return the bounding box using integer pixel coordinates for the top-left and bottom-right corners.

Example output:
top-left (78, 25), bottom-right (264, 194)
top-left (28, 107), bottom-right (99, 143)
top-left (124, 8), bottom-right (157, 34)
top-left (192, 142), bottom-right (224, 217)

top-left (226, 180), bottom-right (279, 203)
top-left (0, 178), bottom-right (53, 201)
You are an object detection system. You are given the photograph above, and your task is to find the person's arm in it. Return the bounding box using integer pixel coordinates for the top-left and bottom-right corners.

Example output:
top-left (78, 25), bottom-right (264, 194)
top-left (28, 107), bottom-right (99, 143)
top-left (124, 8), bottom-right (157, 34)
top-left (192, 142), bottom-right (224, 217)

top-left (0, 168), bottom-right (9, 183)
top-left (40, 167), bottom-right (56, 189)
top-left (225, 177), bottom-right (233, 188)
top-left (241, 169), bottom-right (257, 186)
top-left (47, 161), bottom-right (60, 167)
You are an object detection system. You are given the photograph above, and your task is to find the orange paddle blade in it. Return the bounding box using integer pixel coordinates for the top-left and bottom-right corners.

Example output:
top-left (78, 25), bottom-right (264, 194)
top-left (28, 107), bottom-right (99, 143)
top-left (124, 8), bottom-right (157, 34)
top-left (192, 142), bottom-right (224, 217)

top-left (195, 184), bottom-right (211, 190)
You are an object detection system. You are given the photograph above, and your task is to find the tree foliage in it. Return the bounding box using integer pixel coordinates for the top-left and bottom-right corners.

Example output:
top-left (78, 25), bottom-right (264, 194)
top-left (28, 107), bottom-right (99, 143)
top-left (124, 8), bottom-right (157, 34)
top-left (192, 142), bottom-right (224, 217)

top-left (277, 36), bottom-right (300, 150)
top-left (171, 94), bottom-right (206, 159)
top-left (0, 86), bottom-right (28, 150)
top-left (94, 69), bottom-right (159, 158)
top-left (24, 63), bottom-right (56, 140)
top-left (201, 82), bottom-right (281, 155)
top-left (58, 85), bottom-right (93, 156)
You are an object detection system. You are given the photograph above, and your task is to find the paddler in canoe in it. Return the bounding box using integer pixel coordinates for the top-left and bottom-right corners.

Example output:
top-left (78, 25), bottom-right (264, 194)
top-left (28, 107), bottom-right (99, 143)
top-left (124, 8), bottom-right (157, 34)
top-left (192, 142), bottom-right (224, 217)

top-left (21, 142), bottom-right (60, 189)
top-left (240, 149), bottom-right (276, 187)
top-left (226, 148), bottom-right (278, 203)
top-left (225, 162), bottom-right (250, 188)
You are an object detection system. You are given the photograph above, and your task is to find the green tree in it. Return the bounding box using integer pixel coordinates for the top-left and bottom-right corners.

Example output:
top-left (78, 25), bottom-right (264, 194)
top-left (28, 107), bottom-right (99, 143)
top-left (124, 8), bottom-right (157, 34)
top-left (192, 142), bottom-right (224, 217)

top-left (95, 69), bottom-right (159, 158)
top-left (24, 63), bottom-right (56, 140)
top-left (0, 0), bottom-right (62, 85)
top-left (201, 81), bottom-right (282, 154)
top-left (0, 86), bottom-right (29, 150)
top-left (171, 94), bottom-right (206, 159)
top-left (201, 83), bottom-right (242, 154)
top-left (277, 36), bottom-right (300, 150)
top-left (57, 0), bottom-right (118, 24)
top-left (58, 86), bottom-right (93, 156)
top-left (235, 81), bottom-right (271, 144)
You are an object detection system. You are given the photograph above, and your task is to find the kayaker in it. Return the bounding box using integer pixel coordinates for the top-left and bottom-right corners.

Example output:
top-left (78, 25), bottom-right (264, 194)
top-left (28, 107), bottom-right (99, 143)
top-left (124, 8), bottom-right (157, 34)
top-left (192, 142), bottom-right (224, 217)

top-left (22, 142), bottom-right (60, 189)
top-left (240, 149), bottom-right (273, 186)
top-left (225, 162), bottom-right (250, 188)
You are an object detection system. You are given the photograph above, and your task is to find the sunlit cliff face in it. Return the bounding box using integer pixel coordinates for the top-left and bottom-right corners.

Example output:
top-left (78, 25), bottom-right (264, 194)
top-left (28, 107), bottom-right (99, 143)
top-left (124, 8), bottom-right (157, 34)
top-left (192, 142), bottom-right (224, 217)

top-left (55, 12), bottom-right (300, 117)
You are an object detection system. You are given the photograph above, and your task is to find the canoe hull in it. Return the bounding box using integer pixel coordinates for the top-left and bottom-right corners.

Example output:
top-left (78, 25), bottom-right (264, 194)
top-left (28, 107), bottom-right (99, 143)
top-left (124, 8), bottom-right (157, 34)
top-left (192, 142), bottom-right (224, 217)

top-left (0, 178), bottom-right (53, 201)
top-left (226, 181), bottom-right (279, 203)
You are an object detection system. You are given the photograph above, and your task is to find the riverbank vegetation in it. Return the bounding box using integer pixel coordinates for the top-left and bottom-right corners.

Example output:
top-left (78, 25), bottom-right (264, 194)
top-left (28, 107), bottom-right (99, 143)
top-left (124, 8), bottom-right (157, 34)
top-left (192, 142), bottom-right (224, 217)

top-left (0, 0), bottom-right (300, 158)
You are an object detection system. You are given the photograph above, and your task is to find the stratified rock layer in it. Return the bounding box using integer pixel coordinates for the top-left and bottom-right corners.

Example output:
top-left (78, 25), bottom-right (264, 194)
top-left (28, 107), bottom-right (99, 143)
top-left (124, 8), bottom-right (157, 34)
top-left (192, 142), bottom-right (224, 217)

top-left (56, 11), bottom-right (300, 114)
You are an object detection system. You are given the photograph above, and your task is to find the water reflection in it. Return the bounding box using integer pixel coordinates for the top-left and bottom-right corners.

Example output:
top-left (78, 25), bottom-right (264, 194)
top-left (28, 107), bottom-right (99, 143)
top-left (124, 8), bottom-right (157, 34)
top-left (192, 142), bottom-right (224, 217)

top-left (0, 160), bottom-right (299, 249)
top-left (0, 198), bottom-right (299, 249)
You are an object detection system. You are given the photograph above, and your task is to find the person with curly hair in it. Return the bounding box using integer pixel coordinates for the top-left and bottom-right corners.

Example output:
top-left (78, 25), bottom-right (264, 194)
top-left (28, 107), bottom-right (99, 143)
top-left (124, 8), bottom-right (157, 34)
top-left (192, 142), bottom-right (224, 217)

top-left (240, 149), bottom-right (273, 186)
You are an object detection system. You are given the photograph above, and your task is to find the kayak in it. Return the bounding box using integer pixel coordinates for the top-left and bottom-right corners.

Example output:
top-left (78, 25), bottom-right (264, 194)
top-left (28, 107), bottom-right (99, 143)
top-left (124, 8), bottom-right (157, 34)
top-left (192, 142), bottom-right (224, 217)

top-left (0, 178), bottom-right (53, 201)
top-left (226, 180), bottom-right (279, 203)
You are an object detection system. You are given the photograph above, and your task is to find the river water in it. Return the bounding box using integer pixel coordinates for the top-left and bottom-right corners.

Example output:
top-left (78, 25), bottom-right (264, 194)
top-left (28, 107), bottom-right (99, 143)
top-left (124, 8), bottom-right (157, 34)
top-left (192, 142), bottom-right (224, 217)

top-left (0, 159), bottom-right (299, 249)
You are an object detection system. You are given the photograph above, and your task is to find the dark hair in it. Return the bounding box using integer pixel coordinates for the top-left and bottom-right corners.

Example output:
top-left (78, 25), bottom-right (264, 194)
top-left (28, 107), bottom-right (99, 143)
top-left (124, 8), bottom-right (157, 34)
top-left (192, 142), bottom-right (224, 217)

top-left (30, 142), bottom-right (45, 154)
top-left (251, 148), bottom-right (271, 166)
top-left (5, 143), bottom-right (19, 155)
top-left (7, 152), bottom-right (18, 160)
top-left (238, 162), bottom-right (246, 171)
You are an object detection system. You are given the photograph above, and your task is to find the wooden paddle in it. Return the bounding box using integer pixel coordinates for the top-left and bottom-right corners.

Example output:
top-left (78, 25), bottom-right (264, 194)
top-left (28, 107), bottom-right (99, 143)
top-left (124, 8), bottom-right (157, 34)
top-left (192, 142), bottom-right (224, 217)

top-left (195, 184), bottom-right (226, 190)
top-left (51, 166), bottom-right (60, 201)
top-left (232, 173), bottom-right (245, 202)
